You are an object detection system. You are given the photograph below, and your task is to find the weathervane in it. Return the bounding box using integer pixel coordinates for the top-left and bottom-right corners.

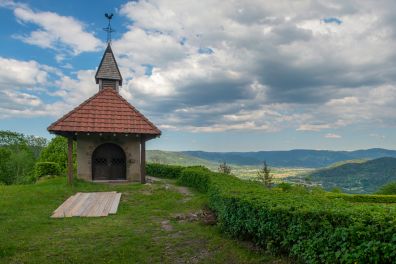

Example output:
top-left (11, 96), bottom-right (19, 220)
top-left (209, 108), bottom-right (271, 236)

top-left (103, 13), bottom-right (115, 43)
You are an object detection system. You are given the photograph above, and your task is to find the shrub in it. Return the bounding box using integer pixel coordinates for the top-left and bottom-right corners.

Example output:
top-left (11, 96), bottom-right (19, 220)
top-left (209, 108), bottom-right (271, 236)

top-left (39, 136), bottom-right (76, 173)
top-left (330, 187), bottom-right (342, 193)
top-left (327, 193), bottom-right (396, 203)
top-left (277, 182), bottom-right (293, 191)
top-left (148, 164), bottom-right (396, 263)
top-left (177, 166), bottom-right (212, 193)
top-left (376, 181), bottom-right (396, 195)
top-left (146, 163), bottom-right (184, 179)
top-left (35, 162), bottom-right (61, 178)
top-left (218, 161), bottom-right (232, 174)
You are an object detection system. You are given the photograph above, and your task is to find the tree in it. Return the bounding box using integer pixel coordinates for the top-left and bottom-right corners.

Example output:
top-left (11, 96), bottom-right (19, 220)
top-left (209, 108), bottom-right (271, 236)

top-left (0, 148), bottom-right (13, 184)
top-left (0, 130), bottom-right (25, 146)
top-left (257, 161), bottom-right (273, 188)
top-left (376, 181), bottom-right (396, 195)
top-left (0, 131), bottom-right (36, 184)
top-left (25, 135), bottom-right (48, 159)
top-left (218, 161), bottom-right (232, 174)
top-left (39, 136), bottom-right (76, 173)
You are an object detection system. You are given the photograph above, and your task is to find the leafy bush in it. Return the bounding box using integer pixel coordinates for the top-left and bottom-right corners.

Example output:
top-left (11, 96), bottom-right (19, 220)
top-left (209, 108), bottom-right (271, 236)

top-left (39, 136), bottom-right (76, 173)
top-left (376, 181), bottom-right (396, 195)
top-left (218, 161), bottom-right (232, 174)
top-left (148, 164), bottom-right (396, 263)
top-left (327, 193), bottom-right (396, 203)
top-left (177, 166), bottom-right (212, 192)
top-left (277, 182), bottom-right (293, 191)
top-left (34, 162), bottom-right (61, 178)
top-left (146, 163), bottom-right (184, 179)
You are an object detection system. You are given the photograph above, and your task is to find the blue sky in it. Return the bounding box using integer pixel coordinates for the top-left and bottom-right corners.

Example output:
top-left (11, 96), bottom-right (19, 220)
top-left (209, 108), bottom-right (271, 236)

top-left (0, 0), bottom-right (396, 151)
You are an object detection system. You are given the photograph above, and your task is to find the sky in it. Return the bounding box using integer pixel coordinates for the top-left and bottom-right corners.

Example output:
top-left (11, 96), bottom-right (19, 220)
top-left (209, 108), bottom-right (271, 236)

top-left (0, 0), bottom-right (396, 151)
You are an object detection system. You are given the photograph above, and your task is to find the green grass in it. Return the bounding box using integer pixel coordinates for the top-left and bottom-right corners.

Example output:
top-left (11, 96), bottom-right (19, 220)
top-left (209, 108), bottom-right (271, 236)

top-left (0, 177), bottom-right (284, 264)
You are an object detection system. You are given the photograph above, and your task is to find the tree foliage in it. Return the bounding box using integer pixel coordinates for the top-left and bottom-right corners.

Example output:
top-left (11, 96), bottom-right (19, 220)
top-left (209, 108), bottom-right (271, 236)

top-left (39, 136), bottom-right (76, 173)
top-left (257, 161), bottom-right (273, 187)
top-left (376, 181), bottom-right (396, 195)
top-left (35, 162), bottom-right (61, 178)
top-left (0, 130), bottom-right (43, 184)
top-left (218, 161), bottom-right (232, 174)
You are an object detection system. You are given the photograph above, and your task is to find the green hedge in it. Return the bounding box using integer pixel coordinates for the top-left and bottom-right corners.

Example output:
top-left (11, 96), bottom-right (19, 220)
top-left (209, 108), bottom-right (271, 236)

top-left (146, 163), bottom-right (396, 263)
top-left (34, 162), bottom-right (61, 178)
top-left (177, 166), bottom-right (213, 193)
top-left (146, 163), bottom-right (184, 179)
top-left (327, 193), bottom-right (396, 203)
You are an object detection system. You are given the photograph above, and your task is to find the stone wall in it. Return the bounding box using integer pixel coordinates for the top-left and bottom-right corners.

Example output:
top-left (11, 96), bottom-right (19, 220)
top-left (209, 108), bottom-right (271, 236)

top-left (76, 134), bottom-right (141, 182)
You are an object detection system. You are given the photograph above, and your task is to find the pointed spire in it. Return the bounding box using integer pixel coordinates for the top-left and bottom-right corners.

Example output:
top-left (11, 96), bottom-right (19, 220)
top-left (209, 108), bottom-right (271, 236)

top-left (95, 43), bottom-right (123, 91)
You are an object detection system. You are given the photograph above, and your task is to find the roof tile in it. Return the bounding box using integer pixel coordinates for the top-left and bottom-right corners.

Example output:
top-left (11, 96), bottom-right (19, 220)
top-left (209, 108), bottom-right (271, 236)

top-left (48, 88), bottom-right (161, 135)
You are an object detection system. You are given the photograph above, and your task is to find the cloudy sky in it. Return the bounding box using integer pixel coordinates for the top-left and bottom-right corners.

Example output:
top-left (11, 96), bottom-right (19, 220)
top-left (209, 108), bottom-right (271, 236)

top-left (0, 0), bottom-right (395, 151)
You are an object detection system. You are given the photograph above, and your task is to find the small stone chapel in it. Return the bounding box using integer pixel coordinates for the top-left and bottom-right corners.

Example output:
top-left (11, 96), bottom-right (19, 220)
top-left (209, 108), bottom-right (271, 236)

top-left (48, 43), bottom-right (161, 184)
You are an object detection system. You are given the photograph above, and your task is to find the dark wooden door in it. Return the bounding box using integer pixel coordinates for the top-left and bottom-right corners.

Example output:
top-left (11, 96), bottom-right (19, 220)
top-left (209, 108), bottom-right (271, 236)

top-left (92, 143), bottom-right (126, 180)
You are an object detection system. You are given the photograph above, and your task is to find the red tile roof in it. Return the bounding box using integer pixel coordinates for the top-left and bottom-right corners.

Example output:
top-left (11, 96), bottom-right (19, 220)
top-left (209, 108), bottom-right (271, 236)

top-left (48, 88), bottom-right (161, 136)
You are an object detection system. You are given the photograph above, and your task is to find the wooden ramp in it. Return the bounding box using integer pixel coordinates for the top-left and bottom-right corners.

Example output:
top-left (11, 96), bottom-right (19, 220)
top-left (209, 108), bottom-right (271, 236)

top-left (52, 192), bottom-right (122, 218)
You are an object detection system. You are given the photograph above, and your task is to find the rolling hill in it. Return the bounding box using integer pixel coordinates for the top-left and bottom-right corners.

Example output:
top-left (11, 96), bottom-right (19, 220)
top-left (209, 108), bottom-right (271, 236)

top-left (147, 150), bottom-right (217, 168)
top-left (183, 148), bottom-right (396, 168)
top-left (307, 157), bottom-right (396, 193)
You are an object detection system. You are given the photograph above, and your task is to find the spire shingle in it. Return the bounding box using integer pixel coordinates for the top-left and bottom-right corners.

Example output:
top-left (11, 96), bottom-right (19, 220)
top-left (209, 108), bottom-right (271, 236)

top-left (95, 44), bottom-right (122, 85)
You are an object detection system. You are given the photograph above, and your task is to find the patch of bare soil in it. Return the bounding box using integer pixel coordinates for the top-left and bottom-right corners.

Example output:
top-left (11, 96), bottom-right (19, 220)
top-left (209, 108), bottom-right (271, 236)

top-left (172, 207), bottom-right (217, 225)
top-left (160, 220), bottom-right (173, 231)
top-left (175, 186), bottom-right (191, 196)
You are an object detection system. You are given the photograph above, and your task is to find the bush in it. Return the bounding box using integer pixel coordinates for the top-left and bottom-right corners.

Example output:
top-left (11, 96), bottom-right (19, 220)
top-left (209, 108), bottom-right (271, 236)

top-left (376, 181), bottom-right (396, 195)
top-left (277, 182), bottom-right (293, 191)
top-left (39, 136), bottom-right (76, 173)
top-left (218, 161), bottom-right (232, 174)
top-left (35, 162), bottom-right (61, 178)
top-left (177, 166), bottom-right (212, 192)
top-left (327, 193), bottom-right (396, 203)
top-left (147, 164), bottom-right (396, 263)
top-left (146, 163), bottom-right (185, 179)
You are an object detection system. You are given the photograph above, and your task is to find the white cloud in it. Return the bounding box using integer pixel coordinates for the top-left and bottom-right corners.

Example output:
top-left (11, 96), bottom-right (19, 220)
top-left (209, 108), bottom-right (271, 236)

top-left (11, 4), bottom-right (102, 56)
top-left (113, 0), bottom-right (396, 132)
top-left (3, 0), bottom-right (396, 136)
top-left (324, 133), bottom-right (341, 139)
top-left (297, 124), bottom-right (332, 132)
top-left (0, 54), bottom-right (98, 119)
top-left (0, 57), bottom-right (49, 86)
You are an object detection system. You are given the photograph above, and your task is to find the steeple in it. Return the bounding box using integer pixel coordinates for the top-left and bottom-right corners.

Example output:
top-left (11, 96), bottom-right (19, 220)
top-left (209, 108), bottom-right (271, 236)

top-left (95, 43), bottom-right (123, 92)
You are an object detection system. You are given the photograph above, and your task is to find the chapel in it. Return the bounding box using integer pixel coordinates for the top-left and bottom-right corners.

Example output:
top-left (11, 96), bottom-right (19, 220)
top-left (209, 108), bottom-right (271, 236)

top-left (47, 43), bottom-right (161, 183)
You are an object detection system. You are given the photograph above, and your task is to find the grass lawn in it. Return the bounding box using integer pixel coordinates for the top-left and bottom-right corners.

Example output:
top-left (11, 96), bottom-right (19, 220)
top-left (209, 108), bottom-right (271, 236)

top-left (0, 177), bottom-right (286, 263)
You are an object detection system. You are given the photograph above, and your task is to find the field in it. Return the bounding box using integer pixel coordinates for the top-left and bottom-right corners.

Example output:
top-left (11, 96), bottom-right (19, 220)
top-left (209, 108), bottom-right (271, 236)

top-left (0, 177), bottom-right (285, 264)
top-left (146, 150), bottom-right (314, 183)
top-left (231, 166), bottom-right (313, 182)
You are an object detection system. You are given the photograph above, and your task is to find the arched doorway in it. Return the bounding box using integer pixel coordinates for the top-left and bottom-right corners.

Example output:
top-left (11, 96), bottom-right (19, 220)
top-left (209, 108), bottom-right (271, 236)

top-left (92, 143), bottom-right (126, 180)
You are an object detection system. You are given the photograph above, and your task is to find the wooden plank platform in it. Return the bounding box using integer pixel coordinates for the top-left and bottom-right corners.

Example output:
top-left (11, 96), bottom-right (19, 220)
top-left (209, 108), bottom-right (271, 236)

top-left (51, 192), bottom-right (121, 218)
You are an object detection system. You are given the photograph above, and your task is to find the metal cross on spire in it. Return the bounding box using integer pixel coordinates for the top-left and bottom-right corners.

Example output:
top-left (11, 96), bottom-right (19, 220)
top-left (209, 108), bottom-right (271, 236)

top-left (103, 13), bottom-right (115, 43)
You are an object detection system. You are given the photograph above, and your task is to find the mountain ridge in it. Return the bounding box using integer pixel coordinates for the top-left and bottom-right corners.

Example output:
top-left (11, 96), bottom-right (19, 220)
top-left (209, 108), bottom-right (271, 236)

top-left (181, 148), bottom-right (396, 168)
top-left (307, 157), bottom-right (396, 193)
